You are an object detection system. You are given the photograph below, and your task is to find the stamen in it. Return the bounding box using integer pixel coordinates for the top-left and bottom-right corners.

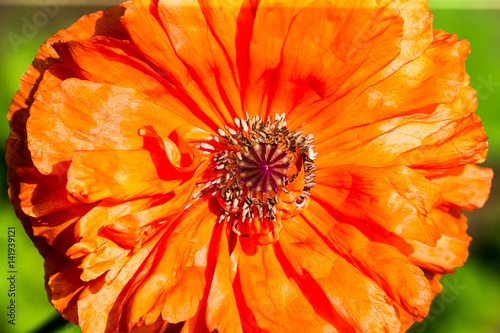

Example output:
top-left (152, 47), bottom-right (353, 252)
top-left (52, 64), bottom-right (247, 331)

top-left (200, 113), bottom-right (317, 237)
top-left (200, 142), bottom-right (216, 151)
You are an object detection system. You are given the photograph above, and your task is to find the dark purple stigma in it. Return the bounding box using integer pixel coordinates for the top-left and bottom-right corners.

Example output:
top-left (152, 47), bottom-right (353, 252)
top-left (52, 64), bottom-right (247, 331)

top-left (237, 143), bottom-right (290, 194)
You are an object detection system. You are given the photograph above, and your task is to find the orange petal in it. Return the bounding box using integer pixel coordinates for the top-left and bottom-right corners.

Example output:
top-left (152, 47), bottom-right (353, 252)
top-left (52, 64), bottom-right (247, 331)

top-left (27, 79), bottom-right (189, 174)
top-left (409, 235), bottom-right (470, 274)
top-left (432, 164), bottom-right (493, 211)
top-left (428, 73), bottom-right (477, 121)
top-left (125, 197), bottom-right (217, 327)
top-left (122, 0), bottom-right (226, 129)
top-left (66, 149), bottom-right (185, 203)
top-left (103, 161), bottom-right (208, 249)
top-left (54, 36), bottom-right (216, 131)
top-left (66, 197), bottom-right (158, 258)
top-left (313, 165), bottom-right (442, 245)
top-left (315, 112), bottom-right (488, 176)
top-left (7, 4), bottom-right (128, 236)
top-left (18, 166), bottom-right (76, 217)
top-left (301, 204), bottom-right (432, 319)
top-left (271, 0), bottom-right (403, 119)
top-left (157, 0), bottom-right (244, 120)
top-left (8, 3), bottom-right (129, 124)
top-left (66, 161), bottom-right (203, 257)
top-left (129, 319), bottom-right (170, 333)
top-left (244, 0), bottom-right (317, 117)
top-left (76, 228), bottom-right (166, 333)
top-left (78, 239), bottom-right (131, 282)
top-left (206, 226), bottom-right (243, 333)
top-left (397, 113), bottom-right (488, 174)
top-left (236, 244), bottom-right (328, 332)
top-left (32, 205), bottom-right (94, 254)
top-left (409, 208), bottom-right (471, 273)
top-left (303, 29), bottom-right (471, 143)
top-left (180, 307), bottom-right (210, 333)
top-left (366, 0), bottom-right (433, 84)
top-left (46, 255), bottom-right (84, 324)
top-left (277, 215), bottom-right (401, 332)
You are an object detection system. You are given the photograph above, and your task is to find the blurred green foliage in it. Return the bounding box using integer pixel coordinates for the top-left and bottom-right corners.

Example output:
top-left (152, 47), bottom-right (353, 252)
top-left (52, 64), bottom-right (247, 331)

top-left (0, 4), bottom-right (499, 333)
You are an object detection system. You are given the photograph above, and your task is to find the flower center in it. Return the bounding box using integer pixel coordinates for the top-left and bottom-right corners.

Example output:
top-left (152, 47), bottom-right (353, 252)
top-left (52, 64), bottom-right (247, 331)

top-left (198, 113), bottom-right (317, 242)
top-left (237, 143), bottom-right (290, 194)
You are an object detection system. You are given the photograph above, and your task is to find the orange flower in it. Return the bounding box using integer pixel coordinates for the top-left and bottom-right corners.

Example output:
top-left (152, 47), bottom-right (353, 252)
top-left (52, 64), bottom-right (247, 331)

top-left (6, 1), bottom-right (492, 332)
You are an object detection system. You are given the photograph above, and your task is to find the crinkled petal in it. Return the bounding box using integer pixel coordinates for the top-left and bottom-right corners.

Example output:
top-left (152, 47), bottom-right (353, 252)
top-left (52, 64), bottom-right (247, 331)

top-left (53, 36), bottom-right (214, 131)
top-left (432, 165), bottom-right (493, 211)
top-left (409, 208), bottom-right (471, 273)
top-left (122, 0), bottom-right (227, 129)
top-left (18, 166), bottom-right (76, 217)
top-left (32, 205), bottom-right (94, 254)
top-left (6, 4), bottom-right (129, 242)
top-left (124, 197), bottom-right (217, 328)
top-left (271, 0), bottom-right (403, 119)
top-left (206, 226), bottom-right (243, 333)
top-left (313, 165), bottom-right (442, 245)
top-left (315, 112), bottom-right (488, 176)
top-left (67, 161), bottom-right (206, 257)
top-left (236, 242), bottom-right (328, 332)
top-left (244, 0), bottom-right (316, 117)
top-left (157, 0), bottom-right (244, 120)
top-left (277, 215), bottom-right (401, 332)
top-left (76, 229), bottom-right (166, 333)
top-left (27, 79), bottom-right (190, 174)
top-left (428, 73), bottom-right (477, 121)
top-left (66, 149), bottom-right (184, 203)
top-left (304, 29), bottom-right (471, 142)
top-left (46, 254), bottom-right (84, 323)
top-left (300, 202), bottom-right (432, 319)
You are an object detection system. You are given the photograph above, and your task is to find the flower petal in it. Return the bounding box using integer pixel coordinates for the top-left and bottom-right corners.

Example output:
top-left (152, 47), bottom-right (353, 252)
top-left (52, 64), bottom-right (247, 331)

top-left (369, 0), bottom-right (433, 83)
top-left (315, 112), bottom-right (488, 176)
top-left (7, 4), bottom-right (129, 232)
top-left (66, 149), bottom-right (185, 203)
top-left (66, 197), bottom-right (157, 259)
top-left (18, 166), bottom-right (76, 217)
top-left (46, 254), bottom-right (84, 324)
top-left (180, 307), bottom-right (210, 333)
top-left (78, 239), bottom-right (132, 282)
top-left (409, 208), bottom-right (471, 273)
top-left (206, 227), bottom-right (243, 333)
top-left (102, 162), bottom-right (208, 249)
top-left (300, 203), bottom-right (432, 319)
top-left (428, 73), bottom-right (477, 121)
top-left (53, 36), bottom-right (217, 131)
top-left (303, 30), bottom-right (471, 142)
top-left (76, 229), bottom-right (165, 333)
top-left (244, 0), bottom-right (316, 117)
top-left (32, 205), bottom-right (94, 254)
top-left (236, 243), bottom-right (328, 332)
top-left (277, 215), bottom-right (401, 332)
top-left (122, 0), bottom-right (227, 128)
top-left (157, 0), bottom-right (244, 120)
top-left (314, 165), bottom-right (442, 245)
top-left (270, 0), bottom-right (403, 118)
top-left (8, 3), bottom-right (129, 125)
top-left (432, 165), bottom-right (493, 211)
top-left (124, 197), bottom-right (217, 327)
top-left (67, 161), bottom-right (205, 258)
top-left (27, 79), bottom-right (189, 174)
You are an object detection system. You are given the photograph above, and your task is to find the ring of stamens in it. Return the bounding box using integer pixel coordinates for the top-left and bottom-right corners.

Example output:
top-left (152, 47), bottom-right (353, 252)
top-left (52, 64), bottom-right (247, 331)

top-left (198, 112), bottom-right (317, 236)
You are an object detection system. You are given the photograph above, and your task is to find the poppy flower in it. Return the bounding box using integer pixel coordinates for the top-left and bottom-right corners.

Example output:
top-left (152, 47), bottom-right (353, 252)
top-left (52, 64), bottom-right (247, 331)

top-left (6, 0), bottom-right (492, 332)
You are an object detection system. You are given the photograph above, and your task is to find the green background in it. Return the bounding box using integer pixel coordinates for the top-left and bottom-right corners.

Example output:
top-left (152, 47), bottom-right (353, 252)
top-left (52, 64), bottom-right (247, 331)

top-left (0, 2), bottom-right (499, 333)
